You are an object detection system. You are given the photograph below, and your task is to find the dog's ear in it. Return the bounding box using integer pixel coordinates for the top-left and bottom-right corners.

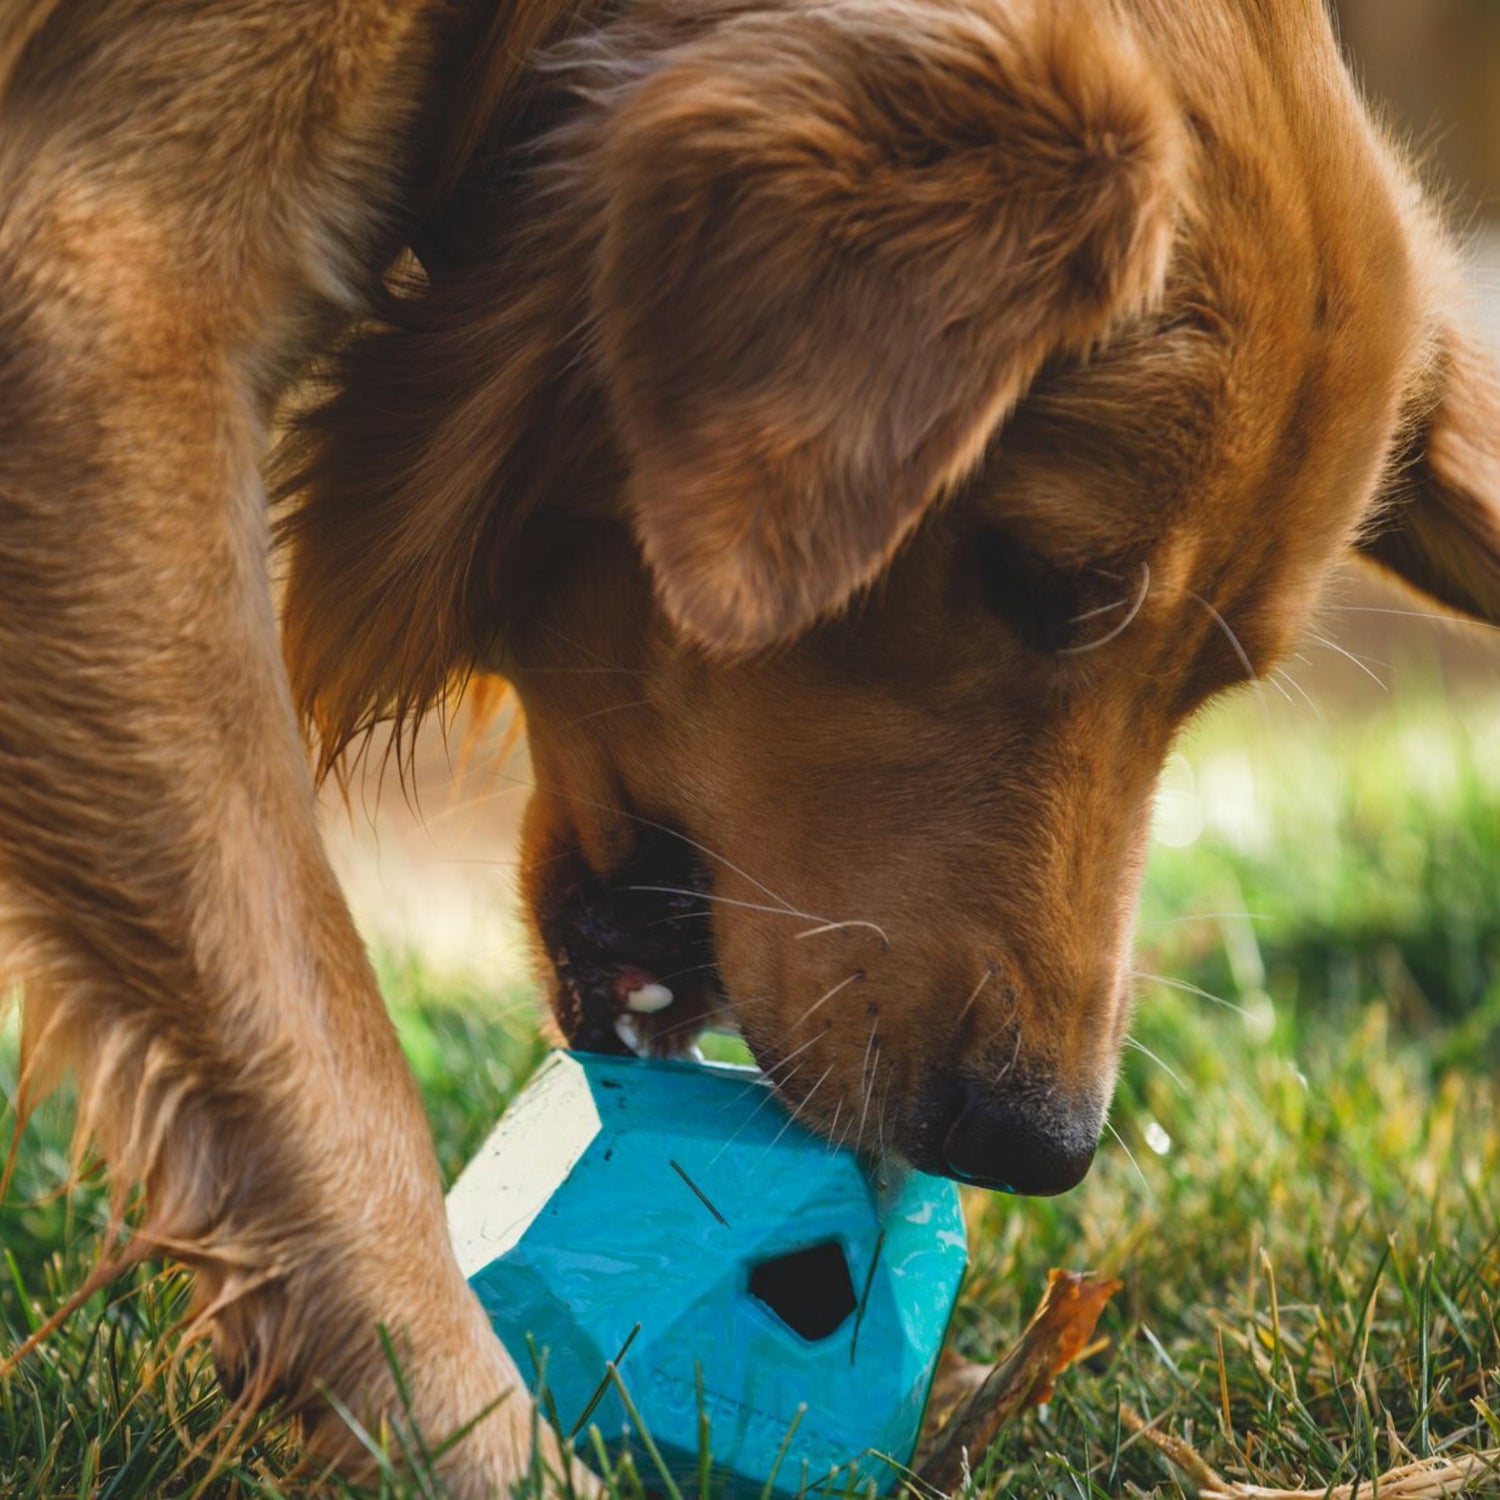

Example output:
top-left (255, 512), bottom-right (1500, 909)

top-left (585, 0), bottom-right (1188, 653)
top-left (1358, 328), bottom-right (1500, 624)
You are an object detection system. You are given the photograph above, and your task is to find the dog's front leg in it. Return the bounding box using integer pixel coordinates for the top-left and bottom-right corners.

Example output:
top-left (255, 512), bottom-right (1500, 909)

top-left (0, 16), bottom-right (564, 1495)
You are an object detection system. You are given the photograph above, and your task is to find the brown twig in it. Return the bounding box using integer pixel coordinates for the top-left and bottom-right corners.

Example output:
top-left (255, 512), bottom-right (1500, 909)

top-left (1119, 1406), bottom-right (1500, 1499)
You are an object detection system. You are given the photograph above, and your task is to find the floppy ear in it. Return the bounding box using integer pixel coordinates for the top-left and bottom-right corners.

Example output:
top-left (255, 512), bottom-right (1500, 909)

top-left (1358, 328), bottom-right (1500, 624)
top-left (585, 0), bottom-right (1188, 653)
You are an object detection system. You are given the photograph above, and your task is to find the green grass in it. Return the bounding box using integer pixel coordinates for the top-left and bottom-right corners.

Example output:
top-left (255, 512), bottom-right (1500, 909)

top-left (3, 682), bottom-right (1499, 1497)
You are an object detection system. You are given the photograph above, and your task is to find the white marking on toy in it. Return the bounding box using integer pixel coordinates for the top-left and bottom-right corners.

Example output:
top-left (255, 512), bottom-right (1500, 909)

top-left (446, 1052), bottom-right (602, 1277)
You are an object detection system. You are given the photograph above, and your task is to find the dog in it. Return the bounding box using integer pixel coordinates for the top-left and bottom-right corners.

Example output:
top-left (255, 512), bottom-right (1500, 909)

top-left (3, 0), bottom-right (1498, 1492)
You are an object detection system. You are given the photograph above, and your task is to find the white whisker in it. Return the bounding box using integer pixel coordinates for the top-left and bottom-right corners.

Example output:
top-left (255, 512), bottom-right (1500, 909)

top-left (708, 1064), bottom-right (801, 1168)
top-left (1123, 1036), bottom-right (1188, 1092)
top-left (1104, 1119), bottom-right (1152, 1195)
top-left (794, 919), bottom-right (891, 951)
top-left (843, 1088), bottom-right (862, 1151)
top-left (449, 766), bottom-right (891, 965)
top-left (1058, 562), bottom-right (1152, 656)
top-left (627, 886), bottom-right (822, 923)
top-left (756, 1030), bottom-right (823, 1084)
top-left (996, 1026), bottom-right (1023, 1084)
top-left (1071, 597), bottom-right (1130, 623)
top-left (629, 885), bottom-right (885, 946)
top-left (752, 1064), bottom-right (834, 1173)
top-left (1185, 588), bottom-right (1269, 723)
top-left (1307, 631), bottom-right (1389, 691)
top-left (654, 960), bottom-right (721, 985)
top-left (720, 1032), bottom-right (817, 1110)
top-left (788, 1066), bottom-right (833, 1128)
top-left (1328, 604), bottom-right (1500, 635)
top-left (562, 697), bottom-right (653, 730)
top-left (953, 962), bottom-right (997, 1032)
top-left (635, 886), bottom-right (892, 956)
top-left (1272, 666), bottom-right (1324, 722)
top-left (1134, 970), bottom-right (1251, 1020)
top-left (825, 1098), bottom-right (843, 1155)
top-left (1185, 589), bottom-right (1255, 681)
top-left (537, 620), bottom-right (629, 670)
top-left (469, 768), bottom-right (804, 917)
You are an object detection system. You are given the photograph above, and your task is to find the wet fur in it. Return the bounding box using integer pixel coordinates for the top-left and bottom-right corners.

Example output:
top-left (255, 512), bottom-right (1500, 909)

top-left (2, 0), bottom-right (1499, 1491)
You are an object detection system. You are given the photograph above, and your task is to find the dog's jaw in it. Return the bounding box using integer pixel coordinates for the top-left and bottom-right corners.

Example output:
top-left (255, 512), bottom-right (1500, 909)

top-left (535, 829), bottom-right (730, 1058)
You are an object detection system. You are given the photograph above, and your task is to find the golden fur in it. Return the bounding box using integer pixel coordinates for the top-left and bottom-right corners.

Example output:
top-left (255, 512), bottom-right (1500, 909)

top-left (2, 0), bottom-right (1498, 1490)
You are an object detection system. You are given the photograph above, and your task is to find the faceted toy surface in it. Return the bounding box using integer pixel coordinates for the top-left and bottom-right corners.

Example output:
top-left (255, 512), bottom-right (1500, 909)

top-left (446, 1052), bottom-right (968, 1496)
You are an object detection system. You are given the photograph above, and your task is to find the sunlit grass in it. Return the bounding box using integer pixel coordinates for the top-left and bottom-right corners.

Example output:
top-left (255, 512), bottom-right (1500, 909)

top-left (2, 681), bottom-right (1498, 1496)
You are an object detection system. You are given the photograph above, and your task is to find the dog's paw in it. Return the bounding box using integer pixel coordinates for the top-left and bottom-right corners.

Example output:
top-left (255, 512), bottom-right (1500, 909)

top-left (201, 1245), bottom-right (597, 1497)
top-left (301, 1302), bottom-right (572, 1498)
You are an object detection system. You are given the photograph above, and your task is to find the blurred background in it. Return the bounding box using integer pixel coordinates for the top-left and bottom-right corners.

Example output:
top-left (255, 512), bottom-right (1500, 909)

top-left (1335, 0), bottom-right (1500, 354)
top-left (1337, 0), bottom-right (1500, 228)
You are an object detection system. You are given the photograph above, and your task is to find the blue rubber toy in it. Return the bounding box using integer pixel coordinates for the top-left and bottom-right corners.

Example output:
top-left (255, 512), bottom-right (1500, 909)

top-left (446, 1052), bottom-right (968, 1496)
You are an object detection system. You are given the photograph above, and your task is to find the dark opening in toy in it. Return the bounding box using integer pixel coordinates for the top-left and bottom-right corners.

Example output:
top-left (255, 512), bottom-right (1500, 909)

top-left (748, 1241), bottom-right (858, 1341)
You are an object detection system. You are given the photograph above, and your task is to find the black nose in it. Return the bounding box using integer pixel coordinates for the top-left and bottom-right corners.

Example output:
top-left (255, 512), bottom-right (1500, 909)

top-left (940, 1079), bottom-right (1098, 1196)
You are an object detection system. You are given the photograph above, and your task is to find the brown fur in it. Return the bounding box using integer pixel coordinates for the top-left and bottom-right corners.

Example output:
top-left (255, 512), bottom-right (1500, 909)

top-left (3, 0), bottom-right (1499, 1490)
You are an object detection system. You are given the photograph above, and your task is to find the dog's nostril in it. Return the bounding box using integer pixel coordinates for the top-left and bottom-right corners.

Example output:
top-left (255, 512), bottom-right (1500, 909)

top-left (941, 1081), bottom-right (1097, 1197)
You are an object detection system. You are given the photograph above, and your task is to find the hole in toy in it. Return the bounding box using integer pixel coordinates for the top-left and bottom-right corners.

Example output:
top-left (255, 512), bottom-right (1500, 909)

top-left (749, 1241), bottom-right (857, 1341)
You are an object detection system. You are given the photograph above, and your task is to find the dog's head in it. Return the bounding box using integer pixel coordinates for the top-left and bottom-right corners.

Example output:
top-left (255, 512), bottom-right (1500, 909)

top-left (283, 0), bottom-right (1500, 1194)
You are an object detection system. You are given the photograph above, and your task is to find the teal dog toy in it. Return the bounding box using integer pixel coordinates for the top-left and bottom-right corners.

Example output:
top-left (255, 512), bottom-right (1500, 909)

top-left (446, 1052), bottom-right (967, 1495)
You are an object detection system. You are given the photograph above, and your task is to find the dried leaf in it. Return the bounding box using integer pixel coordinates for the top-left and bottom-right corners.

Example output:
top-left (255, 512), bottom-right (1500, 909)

top-left (917, 1269), bottom-right (1121, 1492)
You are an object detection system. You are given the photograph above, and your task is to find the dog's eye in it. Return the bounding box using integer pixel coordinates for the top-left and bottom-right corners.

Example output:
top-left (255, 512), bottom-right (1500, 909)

top-left (971, 529), bottom-right (1081, 653)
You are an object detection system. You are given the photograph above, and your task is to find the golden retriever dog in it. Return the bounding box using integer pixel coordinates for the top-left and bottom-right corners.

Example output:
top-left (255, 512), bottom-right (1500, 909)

top-left (3, 0), bottom-right (1498, 1490)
